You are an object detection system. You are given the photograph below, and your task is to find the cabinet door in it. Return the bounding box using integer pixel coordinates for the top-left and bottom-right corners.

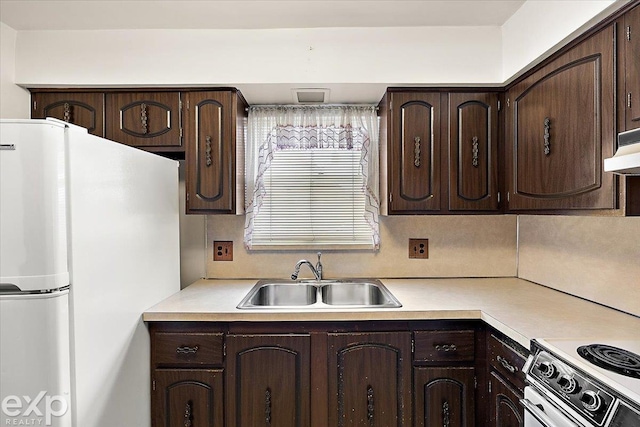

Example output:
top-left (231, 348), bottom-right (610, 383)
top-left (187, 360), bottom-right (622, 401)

top-left (624, 4), bottom-right (640, 129)
top-left (105, 92), bottom-right (182, 151)
top-left (489, 372), bottom-right (523, 427)
top-left (152, 369), bottom-right (223, 427)
top-left (388, 92), bottom-right (442, 212)
top-left (414, 367), bottom-right (475, 427)
top-left (32, 92), bottom-right (104, 136)
top-left (184, 91), bottom-right (235, 213)
top-left (328, 332), bottom-right (412, 427)
top-left (506, 25), bottom-right (615, 210)
top-left (226, 334), bottom-right (311, 427)
top-left (448, 93), bottom-right (499, 211)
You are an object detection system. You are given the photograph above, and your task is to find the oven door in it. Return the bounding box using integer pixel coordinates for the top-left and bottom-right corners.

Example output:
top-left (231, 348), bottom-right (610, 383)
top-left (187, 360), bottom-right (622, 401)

top-left (522, 386), bottom-right (583, 427)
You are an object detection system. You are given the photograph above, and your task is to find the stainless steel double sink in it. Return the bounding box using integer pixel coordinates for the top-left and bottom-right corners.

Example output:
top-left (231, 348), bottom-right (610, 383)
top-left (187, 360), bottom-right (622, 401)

top-left (237, 279), bottom-right (402, 309)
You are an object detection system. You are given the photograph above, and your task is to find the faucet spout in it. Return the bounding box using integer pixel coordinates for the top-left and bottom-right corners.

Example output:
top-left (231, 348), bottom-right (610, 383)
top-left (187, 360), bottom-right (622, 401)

top-left (291, 252), bottom-right (323, 281)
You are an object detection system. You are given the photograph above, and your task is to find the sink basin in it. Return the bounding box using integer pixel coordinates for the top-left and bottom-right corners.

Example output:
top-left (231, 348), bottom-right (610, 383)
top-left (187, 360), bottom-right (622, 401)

top-left (320, 282), bottom-right (400, 307)
top-left (237, 279), bottom-right (401, 309)
top-left (237, 282), bottom-right (317, 308)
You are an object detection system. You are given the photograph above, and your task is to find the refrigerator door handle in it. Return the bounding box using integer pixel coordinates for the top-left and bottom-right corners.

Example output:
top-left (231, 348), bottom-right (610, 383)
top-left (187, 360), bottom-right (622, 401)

top-left (0, 284), bottom-right (22, 293)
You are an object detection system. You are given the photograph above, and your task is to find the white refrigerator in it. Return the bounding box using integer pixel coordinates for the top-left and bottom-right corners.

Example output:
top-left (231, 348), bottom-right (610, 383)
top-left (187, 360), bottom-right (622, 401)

top-left (0, 118), bottom-right (180, 426)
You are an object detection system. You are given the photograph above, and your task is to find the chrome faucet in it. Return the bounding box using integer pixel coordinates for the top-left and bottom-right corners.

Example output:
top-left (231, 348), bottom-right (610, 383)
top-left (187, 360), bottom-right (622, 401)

top-left (291, 252), bottom-right (323, 281)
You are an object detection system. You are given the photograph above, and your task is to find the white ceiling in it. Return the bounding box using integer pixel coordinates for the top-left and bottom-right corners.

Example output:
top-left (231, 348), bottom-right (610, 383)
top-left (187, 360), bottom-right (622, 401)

top-left (0, 1), bottom-right (526, 31)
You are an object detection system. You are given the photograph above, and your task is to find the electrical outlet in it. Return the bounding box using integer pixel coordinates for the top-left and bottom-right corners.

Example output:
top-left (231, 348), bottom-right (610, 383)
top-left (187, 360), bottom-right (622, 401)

top-left (409, 238), bottom-right (429, 259)
top-left (213, 241), bottom-right (233, 261)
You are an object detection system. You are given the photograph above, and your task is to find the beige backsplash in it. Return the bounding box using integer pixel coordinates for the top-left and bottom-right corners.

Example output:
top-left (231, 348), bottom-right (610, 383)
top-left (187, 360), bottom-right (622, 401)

top-left (518, 215), bottom-right (640, 317)
top-left (206, 215), bottom-right (518, 280)
top-left (204, 213), bottom-right (639, 317)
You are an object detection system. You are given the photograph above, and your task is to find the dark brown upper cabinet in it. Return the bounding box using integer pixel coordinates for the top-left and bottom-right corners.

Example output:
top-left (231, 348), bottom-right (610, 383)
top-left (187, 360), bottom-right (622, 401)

top-left (106, 92), bottom-right (183, 152)
top-left (183, 90), bottom-right (247, 214)
top-left (448, 93), bottom-right (500, 211)
top-left (379, 90), bottom-right (500, 214)
top-left (622, 4), bottom-right (640, 130)
top-left (380, 91), bottom-right (442, 214)
top-left (505, 24), bottom-right (616, 211)
top-left (32, 92), bottom-right (104, 137)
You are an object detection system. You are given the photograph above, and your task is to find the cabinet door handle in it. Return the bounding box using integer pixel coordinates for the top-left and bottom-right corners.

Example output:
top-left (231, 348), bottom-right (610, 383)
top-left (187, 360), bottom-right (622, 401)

top-left (497, 355), bottom-right (517, 373)
top-left (176, 345), bottom-right (199, 355)
top-left (63, 102), bottom-right (71, 123)
top-left (471, 136), bottom-right (479, 167)
top-left (184, 400), bottom-right (192, 427)
top-left (435, 344), bottom-right (457, 352)
top-left (414, 136), bottom-right (421, 167)
top-left (367, 385), bottom-right (374, 425)
top-left (443, 400), bottom-right (451, 427)
top-left (543, 117), bottom-right (551, 155)
top-left (141, 103), bottom-right (148, 135)
top-left (205, 135), bottom-right (213, 167)
top-left (265, 387), bottom-right (272, 426)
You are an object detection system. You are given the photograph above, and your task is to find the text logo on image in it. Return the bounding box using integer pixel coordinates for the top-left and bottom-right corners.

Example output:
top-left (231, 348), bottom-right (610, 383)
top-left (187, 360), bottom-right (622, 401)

top-left (2, 391), bottom-right (68, 426)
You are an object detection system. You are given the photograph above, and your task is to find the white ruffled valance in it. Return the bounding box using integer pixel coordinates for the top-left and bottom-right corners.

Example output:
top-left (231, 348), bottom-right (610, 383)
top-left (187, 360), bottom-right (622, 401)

top-left (244, 105), bottom-right (380, 249)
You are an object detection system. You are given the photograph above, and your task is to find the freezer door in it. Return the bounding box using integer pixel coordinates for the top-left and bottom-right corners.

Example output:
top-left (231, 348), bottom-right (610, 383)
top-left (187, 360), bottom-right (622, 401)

top-left (0, 119), bottom-right (70, 291)
top-left (0, 290), bottom-right (72, 426)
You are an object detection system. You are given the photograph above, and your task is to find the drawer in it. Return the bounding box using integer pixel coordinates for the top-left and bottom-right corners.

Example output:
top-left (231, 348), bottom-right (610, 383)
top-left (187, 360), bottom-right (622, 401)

top-left (414, 330), bottom-right (475, 363)
top-left (153, 332), bottom-right (224, 367)
top-left (488, 333), bottom-right (527, 390)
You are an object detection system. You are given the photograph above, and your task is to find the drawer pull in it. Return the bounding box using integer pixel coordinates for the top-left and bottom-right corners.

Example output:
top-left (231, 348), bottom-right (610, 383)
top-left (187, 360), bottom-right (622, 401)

top-left (184, 400), bottom-right (193, 427)
top-left (176, 345), bottom-right (199, 355)
top-left (205, 135), bottom-right (213, 167)
top-left (471, 136), bottom-right (479, 167)
top-left (497, 355), bottom-right (517, 373)
top-left (367, 385), bottom-right (374, 425)
top-left (141, 103), bottom-right (148, 135)
top-left (63, 102), bottom-right (71, 123)
top-left (543, 117), bottom-right (551, 156)
top-left (265, 387), bottom-right (272, 426)
top-left (443, 400), bottom-right (450, 427)
top-left (435, 344), bottom-right (457, 352)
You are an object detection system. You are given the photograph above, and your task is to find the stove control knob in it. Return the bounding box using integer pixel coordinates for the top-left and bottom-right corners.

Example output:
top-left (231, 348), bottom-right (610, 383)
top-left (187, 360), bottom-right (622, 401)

top-left (580, 390), bottom-right (603, 412)
top-left (538, 361), bottom-right (557, 378)
top-left (557, 374), bottom-right (578, 394)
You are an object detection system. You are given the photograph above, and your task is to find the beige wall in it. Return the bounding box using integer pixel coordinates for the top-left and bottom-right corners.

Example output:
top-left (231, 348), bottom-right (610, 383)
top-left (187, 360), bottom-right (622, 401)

top-left (0, 22), bottom-right (29, 119)
top-left (205, 215), bottom-right (518, 280)
top-left (177, 162), bottom-right (206, 288)
top-left (518, 215), bottom-right (640, 317)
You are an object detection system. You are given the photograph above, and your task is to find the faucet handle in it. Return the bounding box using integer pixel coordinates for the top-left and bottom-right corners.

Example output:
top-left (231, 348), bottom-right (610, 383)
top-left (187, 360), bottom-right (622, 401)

top-left (316, 252), bottom-right (323, 280)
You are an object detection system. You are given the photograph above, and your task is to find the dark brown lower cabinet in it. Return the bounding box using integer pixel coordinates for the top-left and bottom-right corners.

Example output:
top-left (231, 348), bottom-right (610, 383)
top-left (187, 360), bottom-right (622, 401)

top-left (489, 371), bottom-right (524, 427)
top-left (153, 369), bottom-right (224, 427)
top-left (225, 334), bottom-right (311, 427)
top-left (327, 332), bottom-right (412, 427)
top-left (150, 323), bottom-right (487, 427)
top-left (414, 367), bottom-right (475, 427)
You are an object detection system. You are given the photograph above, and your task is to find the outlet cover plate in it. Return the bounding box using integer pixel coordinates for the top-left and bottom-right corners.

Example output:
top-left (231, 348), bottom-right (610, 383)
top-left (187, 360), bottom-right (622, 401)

top-left (213, 241), bottom-right (233, 261)
top-left (409, 238), bottom-right (429, 259)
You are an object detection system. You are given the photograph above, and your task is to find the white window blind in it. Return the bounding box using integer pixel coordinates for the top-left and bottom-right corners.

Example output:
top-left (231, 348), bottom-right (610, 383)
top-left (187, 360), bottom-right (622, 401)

top-left (251, 148), bottom-right (371, 247)
top-left (244, 105), bottom-right (380, 250)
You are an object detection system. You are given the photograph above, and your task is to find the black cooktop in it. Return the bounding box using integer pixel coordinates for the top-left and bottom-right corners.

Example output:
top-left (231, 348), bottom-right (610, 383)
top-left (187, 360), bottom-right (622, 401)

top-left (577, 344), bottom-right (640, 379)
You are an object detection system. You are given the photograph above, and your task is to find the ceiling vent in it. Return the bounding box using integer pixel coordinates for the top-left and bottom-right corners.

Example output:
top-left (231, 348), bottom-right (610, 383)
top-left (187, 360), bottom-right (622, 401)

top-left (292, 88), bottom-right (330, 104)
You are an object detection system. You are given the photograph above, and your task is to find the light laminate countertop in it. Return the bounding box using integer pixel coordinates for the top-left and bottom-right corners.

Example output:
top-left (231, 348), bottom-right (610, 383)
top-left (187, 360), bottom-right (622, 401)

top-left (143, 277), bottom-right (640, 349)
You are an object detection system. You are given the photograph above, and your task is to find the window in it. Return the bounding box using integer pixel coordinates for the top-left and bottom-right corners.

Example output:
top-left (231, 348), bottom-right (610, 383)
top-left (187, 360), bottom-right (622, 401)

top-left (244, 106), bottom-right (379, 250)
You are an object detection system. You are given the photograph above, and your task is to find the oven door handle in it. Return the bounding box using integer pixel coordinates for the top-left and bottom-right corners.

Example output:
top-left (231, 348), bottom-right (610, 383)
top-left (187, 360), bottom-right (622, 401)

top-left (520, 398), bottom-right (580, 427)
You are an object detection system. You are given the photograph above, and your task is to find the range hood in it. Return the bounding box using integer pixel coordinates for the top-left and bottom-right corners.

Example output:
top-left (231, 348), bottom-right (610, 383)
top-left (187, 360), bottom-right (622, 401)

top-left (604, 128), bottom-right (640, 175)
